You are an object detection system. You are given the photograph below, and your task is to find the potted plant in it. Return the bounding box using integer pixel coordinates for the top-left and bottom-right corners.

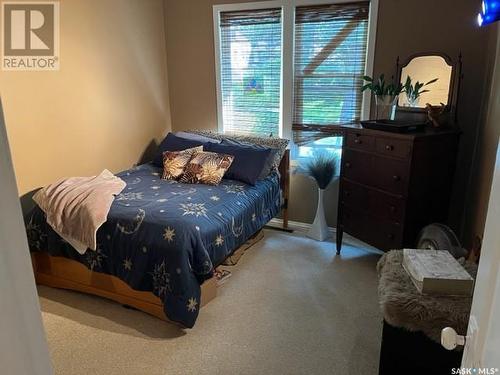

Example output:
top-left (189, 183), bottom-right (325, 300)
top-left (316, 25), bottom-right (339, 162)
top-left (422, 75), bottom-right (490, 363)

top-left (402, 76), bottom-right (438, 107)
top-left (362, 74), bottom-right (403, 120)
top-left (302, 153), bottom-right (338, 241)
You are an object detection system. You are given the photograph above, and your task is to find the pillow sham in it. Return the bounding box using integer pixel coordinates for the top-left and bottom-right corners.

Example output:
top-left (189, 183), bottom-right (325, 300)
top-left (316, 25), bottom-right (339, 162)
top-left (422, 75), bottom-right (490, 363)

top-left (175, 131), bottom-right (222, 144)
top-left (153, 133), bottom-right (204, 167)
top-left (161, 146), bottom-right (203, 180)
top-left (205, 141), bottom-right (273, 185)
top-left (220, 139), bottom-right (278, 180)
top-left (179, 151), bottom-right (234, 185)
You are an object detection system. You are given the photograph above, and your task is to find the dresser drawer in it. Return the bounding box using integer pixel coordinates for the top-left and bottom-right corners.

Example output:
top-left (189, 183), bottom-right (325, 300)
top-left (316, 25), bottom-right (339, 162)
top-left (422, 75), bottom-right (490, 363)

top-left (375, 137), bottom-right (412, 159)
top-left (342, 149), bottom-right (372, 186)
top-left (341, 179), bottom-right (405, 222)
top-left (345, 131), bottom-right (375, 152)
top-left (341, 206), bottom-right (403, 250)
top-left (372, 156), bottom-right (408, 195)
top-left (342, 150), bottom-right (409, 195)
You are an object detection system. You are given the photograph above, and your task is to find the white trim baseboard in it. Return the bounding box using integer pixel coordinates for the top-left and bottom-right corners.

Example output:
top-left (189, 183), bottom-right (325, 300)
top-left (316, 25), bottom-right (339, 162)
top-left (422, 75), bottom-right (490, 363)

top-left (269, 218), bottom-right (336, 235)
top-left (267, 218), bottom-right (382, 253)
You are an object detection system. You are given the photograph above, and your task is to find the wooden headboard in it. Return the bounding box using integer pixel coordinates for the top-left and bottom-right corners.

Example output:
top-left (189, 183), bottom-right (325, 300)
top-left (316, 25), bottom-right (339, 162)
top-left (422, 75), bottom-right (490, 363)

top-left (277, 149), bottom-right (290, 229)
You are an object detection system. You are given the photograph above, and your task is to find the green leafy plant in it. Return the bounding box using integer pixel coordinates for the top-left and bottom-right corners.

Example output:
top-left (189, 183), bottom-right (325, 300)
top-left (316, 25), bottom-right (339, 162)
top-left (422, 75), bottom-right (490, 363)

top-left (361, 74), bottom-right (403, 97)
top-left (403, 76), bottom-right (438, 102)
top-left (303, 153), bottom-right (338, 190)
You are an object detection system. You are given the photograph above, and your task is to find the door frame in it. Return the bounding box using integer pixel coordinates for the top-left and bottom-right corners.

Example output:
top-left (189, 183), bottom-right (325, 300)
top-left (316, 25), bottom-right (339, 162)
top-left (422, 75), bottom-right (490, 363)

top-left (462, 141), bottom-right (500, 368)
top-left (0, 99), bottom-right (53, 374)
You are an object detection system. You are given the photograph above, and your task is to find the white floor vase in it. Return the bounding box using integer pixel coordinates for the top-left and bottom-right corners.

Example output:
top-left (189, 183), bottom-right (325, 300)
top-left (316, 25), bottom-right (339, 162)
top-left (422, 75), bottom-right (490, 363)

top-left (307, 188), bottom-right (329, 241)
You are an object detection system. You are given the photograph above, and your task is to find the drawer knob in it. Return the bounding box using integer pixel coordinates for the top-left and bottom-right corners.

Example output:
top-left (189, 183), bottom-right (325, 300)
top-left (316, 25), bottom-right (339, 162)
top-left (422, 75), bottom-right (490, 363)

top-left (354, 139), bottom-right (362, 144)
top-left (385, 145), bottom-right (394, 151)
top-left (390, 205), bottom-right (396, 212)
top-left (392, 175), bottom-right (401, 181)
top-left (387, 234), bottom-right (395, 240)
top-left (345, 162), bottom-right (351, 168)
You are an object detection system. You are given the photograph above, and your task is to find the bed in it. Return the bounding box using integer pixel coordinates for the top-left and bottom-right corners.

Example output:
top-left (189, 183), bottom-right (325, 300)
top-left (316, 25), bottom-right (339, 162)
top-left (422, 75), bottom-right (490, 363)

top-left (27, 149), bottom-right (290, 328)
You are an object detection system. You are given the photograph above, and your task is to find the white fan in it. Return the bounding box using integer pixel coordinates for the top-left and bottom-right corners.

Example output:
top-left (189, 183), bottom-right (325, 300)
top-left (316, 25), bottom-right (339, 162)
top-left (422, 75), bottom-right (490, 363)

top-left (416, 223), bottom-right (468, 259)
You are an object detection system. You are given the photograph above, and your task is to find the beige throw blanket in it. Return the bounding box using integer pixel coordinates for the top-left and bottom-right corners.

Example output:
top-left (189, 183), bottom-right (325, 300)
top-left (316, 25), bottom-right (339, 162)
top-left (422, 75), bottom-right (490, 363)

top-left (33, 169), bottom-right (126, 254)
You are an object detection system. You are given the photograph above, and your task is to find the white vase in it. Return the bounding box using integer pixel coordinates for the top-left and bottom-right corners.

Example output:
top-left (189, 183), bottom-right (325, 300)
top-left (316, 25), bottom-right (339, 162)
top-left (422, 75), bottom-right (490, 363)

top-left (406, 96), bottom-right (420, 108)
top-left (307, 188), bottom-right (329, 241)
top-left (375, 95), bottom-right (398, 120)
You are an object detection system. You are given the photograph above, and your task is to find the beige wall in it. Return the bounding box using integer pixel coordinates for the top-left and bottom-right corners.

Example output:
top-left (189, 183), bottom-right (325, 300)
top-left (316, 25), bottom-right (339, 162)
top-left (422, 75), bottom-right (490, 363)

top-left (1, 0), bottom-right (171, 196)
top-left (164, 0), bottom-right (496, 238)
top-left (164, 0), bottom-right (249, 132)
top-left (464, 25), bottom-right (500, 246)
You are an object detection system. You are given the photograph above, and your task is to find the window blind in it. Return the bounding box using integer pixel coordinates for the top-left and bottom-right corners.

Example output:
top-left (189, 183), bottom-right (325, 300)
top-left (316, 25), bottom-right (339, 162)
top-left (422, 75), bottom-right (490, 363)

top-left (293, 2), bottom-right (369, 143)
top-left (219, 9), bottom-right (282, 136)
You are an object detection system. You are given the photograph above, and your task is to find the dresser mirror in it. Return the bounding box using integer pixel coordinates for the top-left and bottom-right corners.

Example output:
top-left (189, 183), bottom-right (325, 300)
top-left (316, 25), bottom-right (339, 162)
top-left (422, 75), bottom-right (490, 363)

top-left (396, 53), bottom-right (462, 121)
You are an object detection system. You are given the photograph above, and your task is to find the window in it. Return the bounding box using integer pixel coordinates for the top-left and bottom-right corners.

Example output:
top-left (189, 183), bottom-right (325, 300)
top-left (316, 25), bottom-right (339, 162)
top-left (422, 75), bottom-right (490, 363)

top-left (214, 1), bottom-right (377, 145)
top-left (294, 135), bottom-right (343, 177)
top-left (218, 9), bottom-right (282, 136)
top-left (297, 136), bottom-right (343, 161)
top-left (293, 3), bottom-right (370, 129)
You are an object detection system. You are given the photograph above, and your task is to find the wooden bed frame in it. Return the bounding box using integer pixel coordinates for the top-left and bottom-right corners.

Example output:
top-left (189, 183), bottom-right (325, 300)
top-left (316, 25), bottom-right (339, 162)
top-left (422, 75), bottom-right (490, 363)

top-left (278, 149), bottom-right (290, 229)
top-left (32, 252), bottom-right (217, 322)
top-left (32, 150), bottom-right (291, 323)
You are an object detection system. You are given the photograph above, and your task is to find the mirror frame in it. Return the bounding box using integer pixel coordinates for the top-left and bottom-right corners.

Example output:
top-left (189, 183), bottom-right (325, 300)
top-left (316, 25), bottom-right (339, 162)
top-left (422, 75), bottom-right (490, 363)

top-left (395, 52), bottom-right (462, 122)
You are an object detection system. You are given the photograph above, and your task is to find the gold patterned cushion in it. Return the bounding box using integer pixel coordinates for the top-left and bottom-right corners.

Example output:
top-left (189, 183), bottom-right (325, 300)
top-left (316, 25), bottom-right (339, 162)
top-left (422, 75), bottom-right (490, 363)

top-left (179, 151), bottom-right (234, 185)
top-left (161, 146), bottom-right (203, 180)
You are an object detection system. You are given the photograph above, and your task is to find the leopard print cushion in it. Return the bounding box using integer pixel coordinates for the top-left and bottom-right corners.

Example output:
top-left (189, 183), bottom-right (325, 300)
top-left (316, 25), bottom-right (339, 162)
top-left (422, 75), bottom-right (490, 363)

top-left (161, 146), bottom-right (202, 180)
top-left (179, 151), bottom-right (234, 185)
top-left (186, 130), bottom-right (289, 169)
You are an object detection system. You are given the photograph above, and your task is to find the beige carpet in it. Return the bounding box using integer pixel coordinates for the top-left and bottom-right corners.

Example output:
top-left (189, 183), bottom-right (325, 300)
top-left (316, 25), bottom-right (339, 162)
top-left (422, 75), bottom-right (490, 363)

top-left (38, 230), bottom-right (383, 375)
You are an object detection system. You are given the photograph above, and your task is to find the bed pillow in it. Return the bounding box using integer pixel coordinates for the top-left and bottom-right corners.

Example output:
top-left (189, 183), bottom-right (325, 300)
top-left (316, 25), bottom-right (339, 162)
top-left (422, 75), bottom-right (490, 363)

top-left (179, 151), bottom-right (234, 185)
top-left (185, 130), bottom-right (289, 169)
top-left (182, 130), bottom-right (224, 142)
top-left (226, 134), bottom-right (288, 169)
top-left (204, 141), bottom-right (273, 185)
top-left (161, 146), bottom-right (203, 181)
top-left (220, 139), bottom-right (279, 180)
top-left (175, 131), bottom-right (222, 144)
top-left (153, 133), bottom-right (205, 167)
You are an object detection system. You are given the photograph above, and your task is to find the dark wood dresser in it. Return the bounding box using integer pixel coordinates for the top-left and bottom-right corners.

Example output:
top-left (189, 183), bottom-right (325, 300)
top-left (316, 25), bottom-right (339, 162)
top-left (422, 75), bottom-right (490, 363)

top-left (336, 125), bottom-right (460, 253)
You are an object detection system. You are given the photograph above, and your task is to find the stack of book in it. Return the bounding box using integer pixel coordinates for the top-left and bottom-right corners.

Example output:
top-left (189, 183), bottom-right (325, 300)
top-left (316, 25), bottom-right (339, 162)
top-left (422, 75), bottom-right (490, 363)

top-left (402, 249), bottom-right (474, 296)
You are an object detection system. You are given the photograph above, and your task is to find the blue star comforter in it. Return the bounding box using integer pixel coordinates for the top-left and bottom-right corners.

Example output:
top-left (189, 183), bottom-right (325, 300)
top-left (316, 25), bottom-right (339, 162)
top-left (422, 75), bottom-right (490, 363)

top-left (26, 163), bottom-right (281, 327)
